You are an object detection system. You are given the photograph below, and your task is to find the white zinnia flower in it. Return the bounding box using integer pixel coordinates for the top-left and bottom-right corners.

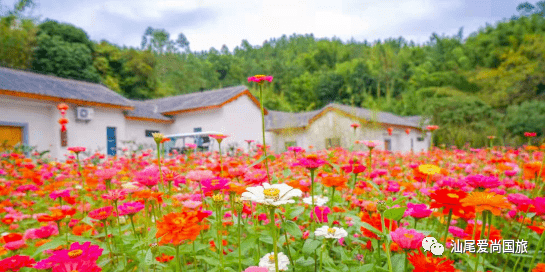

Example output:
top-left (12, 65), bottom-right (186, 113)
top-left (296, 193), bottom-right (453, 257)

top-left (314, 225), bottom-right (348, 239)
top-left (242, 183), bottom-right (302, 206)
top-left (303, 195), bottom-right (329, 206)
top-left (258, 252), bottom-right (290, 272)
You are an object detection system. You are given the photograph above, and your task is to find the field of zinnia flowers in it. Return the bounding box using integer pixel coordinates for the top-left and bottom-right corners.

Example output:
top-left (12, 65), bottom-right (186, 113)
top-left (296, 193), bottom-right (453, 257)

top-left (0, 139), bottom-right (544, 272)
top-left (0, 75), bottom-right (544, 272)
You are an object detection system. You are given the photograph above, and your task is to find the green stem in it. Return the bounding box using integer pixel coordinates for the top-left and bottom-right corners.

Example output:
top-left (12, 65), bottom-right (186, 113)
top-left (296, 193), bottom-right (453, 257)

top-left (237, 210), bottom-right (242, 272)
top-left (129, 215), bottom-right (138, 239)
top-left (404, 251), bottom-right (408, 272)
top-left (330, 187), bottom-right (335, 215)
top-left (176, 245), bottom-right (182, 272)
top-left (218, 142), bottom-right (223, 176)
top-left (528, 231), bottom-right (545, 271)
top-left (279, 212), bottom-right (296, 272)
top-left (472, 214), bottom-right (480, 272)
top-left (259, 84), bottom-right (271, 182)
top-left (270, 207), bottom-right (279, 272)
top-left (217, 206), bottom-right (224, 272)
top-left (380, 212), bottom-right (393, 272)
top-left (320, 239), bottom-right (325, 272)
top-left (156, 143), bottom-right (165, 193)
top-left (443, 209), bottom-right (452, 243)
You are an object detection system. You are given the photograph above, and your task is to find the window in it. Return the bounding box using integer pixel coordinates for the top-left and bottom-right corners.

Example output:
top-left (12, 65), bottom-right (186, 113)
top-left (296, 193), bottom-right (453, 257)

top-left (284, 141), bottom-right (297, 150)
top-left (384, 139), bottom-right (392, 151)
top-left (417, 137), bottom-right (425, 142)
top-left (145, 130), bottom-right (160, 137)
top-left (325, 138), bottom-right (340, 149)
top-left (411, 138), bottom-right (414, 151)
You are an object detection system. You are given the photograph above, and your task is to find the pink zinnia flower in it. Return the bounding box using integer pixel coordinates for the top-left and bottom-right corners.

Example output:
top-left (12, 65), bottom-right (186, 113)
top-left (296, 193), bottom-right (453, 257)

top-left (404, 203), bottom-right (432, 219)
top-left (243, 170), bottom-right (267, 186)
top-left (88, 206), bottom-right (113, 221)
top-left (244, 267), bottom-right (269, 272)
top-left (67, 146), bottom-right (86, 154)
top-left (247, 75), bottom-right (273, 83)
top-left (534, 197), bottom-right (545, 215)
top-left (134, 165), bottom-right (161, 187)
top-left (292, 155), bottom-right (327, 170)
top-left (34, 224), bottom-right (57, 239)
top-left (49, 189), bottom-right (70, 200)
top-left (465, 174), bottom-right (500, 189)
top-left (448, 226), bottom-right (467, 239)
top-left (0, 255), bottom-right (35, 271)
top-left (4, 239), bottom-right (26, 250)
top-left (507, 193), bottom-right (531, 206)
top-left (16, 184), bottom-right (38, 192)
top-left (186, 170), bottom-right (215, 182)
top-left (310, 206), bottom-right (331, 223)
top-left (201, 177), bottom-right (230, 193)
top-left (287, 146), bottom-right (304, 153)
top-left (102, 189), bottom-right (127, 201)
top-left (341, 162), bottom-right (366, 174)
top-left (95, 168), bottom-right (118, 180)
top-left (182, 200), bottom-right (202, 209)
top-left (118, 202), bottom-right (145, 216)
top-left (390, 228), bottom-right (425, 250)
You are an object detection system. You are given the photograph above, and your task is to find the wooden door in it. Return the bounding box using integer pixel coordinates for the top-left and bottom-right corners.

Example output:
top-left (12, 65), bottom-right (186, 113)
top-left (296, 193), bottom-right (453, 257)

top-left (0, 126), bottom-right (23, 152)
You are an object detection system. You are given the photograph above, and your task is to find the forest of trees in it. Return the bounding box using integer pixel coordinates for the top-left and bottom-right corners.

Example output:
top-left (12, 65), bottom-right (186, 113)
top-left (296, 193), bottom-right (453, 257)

top-left (0, 0), bottom-right (544, 148)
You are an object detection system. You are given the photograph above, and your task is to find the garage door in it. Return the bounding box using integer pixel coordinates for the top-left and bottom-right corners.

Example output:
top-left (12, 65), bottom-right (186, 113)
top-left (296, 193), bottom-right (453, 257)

top-left (0, 126), bottom-right (23, 152)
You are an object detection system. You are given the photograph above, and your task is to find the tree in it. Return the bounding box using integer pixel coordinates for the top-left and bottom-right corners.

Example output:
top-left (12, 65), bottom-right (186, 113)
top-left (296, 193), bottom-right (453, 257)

top-left (32, 20), bottom-right (100, 82)
top-left (0, 16), bottom-right (37, 69)
top-left (176, 33), bottom-right (190, 52)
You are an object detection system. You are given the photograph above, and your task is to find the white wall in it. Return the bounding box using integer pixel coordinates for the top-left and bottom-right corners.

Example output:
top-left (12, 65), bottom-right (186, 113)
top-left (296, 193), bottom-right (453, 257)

top-left (0, 96), bottom-right (56, 156)
top-left (170, 94), bottom-right (264, 153)
top-left (125, 120), bottom-right (170, 149)
top-left (51, 105), bottom-right (127, 159)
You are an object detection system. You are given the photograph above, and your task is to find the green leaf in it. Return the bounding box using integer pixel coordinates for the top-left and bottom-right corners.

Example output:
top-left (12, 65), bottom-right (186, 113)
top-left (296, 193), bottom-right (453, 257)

top-left (302, 239), bottom-right (322, 255)
top-left (357, 264), bottom-right (374, 272)
top-left (281, 220), bottom-right (302, 238)
top-left (145, 249), bottom-right (153, 265)
top-left (390, 253), bottom-right (405, 272)
top-left (80, 216), bottom-right (94, 227)
top-left (158, 245), bottom-right (176, 255)
top-left (32, 238), bottom-right (66, 257)
top-left (384, 207), bottom-right (407, 221)
top-left (295, 256), bottom-right (315, 266)
top-left (196, 255), bottom-right (220, 265)
top-left (248, 155), bottom-right (276, 168)
top-left (288, 206), bottom-right (305, 219)
top-left (283, 168), bottom-right (292, 177)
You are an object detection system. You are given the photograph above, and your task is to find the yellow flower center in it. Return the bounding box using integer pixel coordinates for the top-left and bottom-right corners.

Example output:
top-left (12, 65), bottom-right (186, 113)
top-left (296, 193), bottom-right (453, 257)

top-left (68, 249), bottom-right (83, 258)
top-left (212, 194), bottom-right (223, 202)
top-left (404, 233), bottom-right (414, 239)
top-left (173, 217), bottom-right (186, 225)
top-left (269, 254), bottom-right (276, 263)
top-left (447, 193), bottom-right (459, 199)
top-left (327, 228), bottom-right (336, 234)
top-left (263, 188), bottom-right (280, 200)
top-left (211, 179), bottom-right (219, 186)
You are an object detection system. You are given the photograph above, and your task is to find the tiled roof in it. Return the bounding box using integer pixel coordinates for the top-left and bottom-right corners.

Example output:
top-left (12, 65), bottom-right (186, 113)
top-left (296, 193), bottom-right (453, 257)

top-left (125, 101), bottom-right (173, 121)
top-left (0, 66), bottom-right (133, 108)
top-left (142, 85), bottom-right (249, 114)
top-left (265, 103), bottom-right (425, 130)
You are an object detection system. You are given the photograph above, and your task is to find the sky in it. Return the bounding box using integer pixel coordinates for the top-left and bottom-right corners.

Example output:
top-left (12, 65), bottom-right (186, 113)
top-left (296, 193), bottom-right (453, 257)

top-left (1, 0), bottom-right (528, 52)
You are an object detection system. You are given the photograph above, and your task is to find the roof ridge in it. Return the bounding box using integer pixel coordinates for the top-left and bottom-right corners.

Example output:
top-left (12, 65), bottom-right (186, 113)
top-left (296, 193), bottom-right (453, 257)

top-left (136, 85), bottom-right (248, 103)
top-left (0, 65), bottom-right (112, 89)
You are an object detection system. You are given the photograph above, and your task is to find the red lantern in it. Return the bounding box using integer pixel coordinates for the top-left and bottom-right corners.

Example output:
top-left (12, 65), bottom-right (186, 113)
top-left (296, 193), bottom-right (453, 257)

top-left (387, 127), bottom-right (393, 136)
top-left (405, 129), bottom-right (411, 135)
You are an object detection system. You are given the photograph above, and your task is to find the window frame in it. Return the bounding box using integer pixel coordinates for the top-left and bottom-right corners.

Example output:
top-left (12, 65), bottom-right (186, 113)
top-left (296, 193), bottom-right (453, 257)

top-left (145, 130), bottom-right (160, 137)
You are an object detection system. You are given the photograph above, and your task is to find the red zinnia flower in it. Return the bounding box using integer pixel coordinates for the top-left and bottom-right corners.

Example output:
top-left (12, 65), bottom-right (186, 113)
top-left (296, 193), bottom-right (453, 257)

top-left (0, 255), bottom-right (35, 272)
top-left (407, 249), bottom-right (455, 272)
top-left (88, 206), bottom-right (113, 221)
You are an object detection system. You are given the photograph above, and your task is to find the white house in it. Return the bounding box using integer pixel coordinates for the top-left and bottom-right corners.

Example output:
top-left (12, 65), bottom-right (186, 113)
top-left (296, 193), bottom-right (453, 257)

top-left (265, 103), bottom-right (430, 153)
top-left (0, 66), bottom-right (428, 159)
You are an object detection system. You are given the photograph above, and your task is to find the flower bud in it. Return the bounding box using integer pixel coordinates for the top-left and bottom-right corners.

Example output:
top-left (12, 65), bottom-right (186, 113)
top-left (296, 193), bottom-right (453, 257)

top-left (376, 201), bottom-right (387, 213)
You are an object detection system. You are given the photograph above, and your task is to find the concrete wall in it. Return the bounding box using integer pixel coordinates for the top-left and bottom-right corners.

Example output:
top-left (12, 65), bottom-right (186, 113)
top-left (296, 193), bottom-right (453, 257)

top-left (270, 110), bottom-right (430, 153)
top-left (124, 120), bottom-right (170, 150)
top-left (170, 94), bottom-right (264, 153)
top-left (50, 104), bottom-right (127, 159)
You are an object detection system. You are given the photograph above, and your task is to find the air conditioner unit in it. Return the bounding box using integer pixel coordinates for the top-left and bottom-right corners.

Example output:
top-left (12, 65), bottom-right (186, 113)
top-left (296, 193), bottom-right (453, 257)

top-left (76, 107), bottom-right (94, 121)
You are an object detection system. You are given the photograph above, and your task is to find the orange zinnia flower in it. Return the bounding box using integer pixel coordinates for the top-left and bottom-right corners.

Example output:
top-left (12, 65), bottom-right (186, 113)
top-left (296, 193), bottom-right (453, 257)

top-left (523, 161), bottom-right (544, 180)
top-left (156, 211), bottom-right (204, 246)
top-left (461, 192), bottom-right (511, 216)
top-left (532, 263), bottom-right (545, 272)
top-left (322, 174), bottom-right (347, 189)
